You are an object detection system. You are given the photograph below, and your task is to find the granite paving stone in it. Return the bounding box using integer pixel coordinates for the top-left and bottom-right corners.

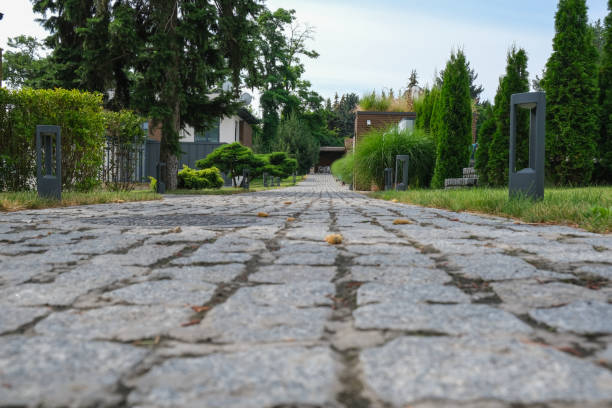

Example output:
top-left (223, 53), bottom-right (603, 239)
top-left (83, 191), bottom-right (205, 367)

top-left (127, 347), bottom-right (337, 408)
top-left (350, 265), bottom-right (452, 285)
top-left (492, 280), bottom-right (611, 314)
top-left (101, 280), bottom-right (217, 306)
top-left (0, 336), bottom-right (147, 407)
top-left (249, 265), bottom-right (337, 283)
top-left (528, 300), bottom-right (612, 334)
top-left (0, 306), bottom-right (50, 334)
top-left (361, 336), bottom-right (612, 406)
top-left (450, 253), bottom-right (573, 281)
top-left (152, 264), bottom-right (245, 283)
top-left (354, 302), bottom-right (532, 335)
top-left (1, 174), bottom-right (611, 407)
top-left (357, 282), bottom-right (470, 306)
top-left (35, 305), bottom-right (194, 341)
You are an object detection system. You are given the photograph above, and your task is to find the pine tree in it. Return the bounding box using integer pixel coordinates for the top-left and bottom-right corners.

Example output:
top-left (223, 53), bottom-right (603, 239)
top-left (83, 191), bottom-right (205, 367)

top-left (31, 0), bottom-right (95, 89)
top-left (430, 50), bottom-right (473, 188)
top-left (542, 0), bottom-right (599, 185)
top-left (595, 0), bottom-right (612, 182)
top-left (486, 46), bottom-right (530, 186)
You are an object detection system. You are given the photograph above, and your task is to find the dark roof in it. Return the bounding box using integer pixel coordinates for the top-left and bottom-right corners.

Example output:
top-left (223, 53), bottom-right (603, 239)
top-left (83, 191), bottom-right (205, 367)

top-left (356, 111), bottom-right (416, 116)
top-left (237, 108), bottom-right (260, 125)
top-left (320, 147), bottom-right (346, 152)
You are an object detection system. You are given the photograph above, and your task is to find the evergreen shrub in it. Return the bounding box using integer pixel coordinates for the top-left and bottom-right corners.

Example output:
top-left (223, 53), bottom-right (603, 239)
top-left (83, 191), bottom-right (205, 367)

top-left (0, 88), bottom-right (106, 191)
top-left (177, 165), bottom-right (224, 189)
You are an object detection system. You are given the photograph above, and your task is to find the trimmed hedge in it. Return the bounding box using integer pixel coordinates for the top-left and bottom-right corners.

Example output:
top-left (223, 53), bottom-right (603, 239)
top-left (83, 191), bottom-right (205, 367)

top-left (0, 88), bottom-right (106, 191)
top-left (177, 165), bottom-right (224, 189)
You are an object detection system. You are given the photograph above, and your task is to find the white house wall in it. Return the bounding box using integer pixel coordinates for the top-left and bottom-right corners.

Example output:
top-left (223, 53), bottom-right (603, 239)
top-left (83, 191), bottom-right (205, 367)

top-left (219, 116), bottom-right (240, 144)
top-left (180, 125), bottom-right (196, 142)
top-left (179, 115), bottom-right (240, 144)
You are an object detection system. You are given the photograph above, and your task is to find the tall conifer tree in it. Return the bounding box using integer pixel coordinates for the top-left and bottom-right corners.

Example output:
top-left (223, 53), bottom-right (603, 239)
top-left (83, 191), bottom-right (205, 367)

top-left (430, 50), bottom-right (472, 188)
top-left (486, 46), bottom-right (530, 186)
top-left (596, 0), bottom-right (612, 182)
top-left (542, 0), bottom-right (599, 184)
top-left (474, 101), bottom-right (496, 185)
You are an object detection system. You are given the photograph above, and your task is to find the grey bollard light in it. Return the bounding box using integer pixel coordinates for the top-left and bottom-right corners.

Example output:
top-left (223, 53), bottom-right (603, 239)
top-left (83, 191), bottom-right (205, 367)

top-left (509, 92), bottom-right (545, 200)
top-left (395, 155), bottom-right (409, 191)
top-left (263, 172), bottom-right (268, 187)
top-left (293, 171), bottom-right (296, 184)
top-left (36, 125), bottom-right (62, 200)
top-left (384, 168), bottom-right (393, 191)
top-left (276, 177), bottom-right (281, 187)
top-left (156, 162), bottom-right (166, 193)
top-left (242, 168), bottom-right (250, 190)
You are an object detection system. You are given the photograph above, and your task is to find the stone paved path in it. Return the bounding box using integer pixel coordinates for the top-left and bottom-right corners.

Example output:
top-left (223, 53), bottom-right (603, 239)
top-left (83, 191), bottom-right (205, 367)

top-left (1, 174), bottom-right (611, 408)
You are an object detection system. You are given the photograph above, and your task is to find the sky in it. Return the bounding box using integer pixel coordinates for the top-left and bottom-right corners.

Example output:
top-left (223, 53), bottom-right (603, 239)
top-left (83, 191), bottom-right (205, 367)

top-left (1, 0), bottom-right (609, 104)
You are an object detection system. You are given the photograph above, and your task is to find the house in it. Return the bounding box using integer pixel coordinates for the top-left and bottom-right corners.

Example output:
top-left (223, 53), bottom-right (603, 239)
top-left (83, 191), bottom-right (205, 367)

top-left (353, 111), bottom-right (417, 149)
top-left (178, 108), bottom-right (258, 148)
top-left (352, 110), bottom-right (417, 190)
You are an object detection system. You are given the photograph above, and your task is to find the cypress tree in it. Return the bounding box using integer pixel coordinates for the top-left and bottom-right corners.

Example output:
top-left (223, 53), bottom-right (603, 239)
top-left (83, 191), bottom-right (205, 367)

top-left (486, 46), bottom-right (530, 186)
top-left (474, 102), bottom-right (496, 185)
top-left (431, 50), bottom-right (473, 188)
top-left (542, 0), bottom-right (599, 185)
top-left (596, 0), bottom-right (612, 183)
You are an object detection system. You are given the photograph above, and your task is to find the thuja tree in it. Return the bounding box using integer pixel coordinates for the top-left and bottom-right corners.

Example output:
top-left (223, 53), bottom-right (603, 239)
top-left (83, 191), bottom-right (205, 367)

top-left (430, 50), bottom-right (472, 188)
top-left (542, 0), bottom-right (599, 185)
top-left (596, 0), bottom-right (612, 183)
top-left (486, 46), bottom-right (530, 186)
top-left (474, 102), bottom-right (496, 185)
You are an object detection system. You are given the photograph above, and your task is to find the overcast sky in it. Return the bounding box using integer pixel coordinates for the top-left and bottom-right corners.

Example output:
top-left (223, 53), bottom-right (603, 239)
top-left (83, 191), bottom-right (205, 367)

top-left (1, 0), bottom-right (609, 103)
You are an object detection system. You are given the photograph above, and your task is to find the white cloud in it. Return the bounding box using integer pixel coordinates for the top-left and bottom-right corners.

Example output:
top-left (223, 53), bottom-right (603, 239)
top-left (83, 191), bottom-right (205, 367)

top-left (267, 0), bottom-right (556, 102)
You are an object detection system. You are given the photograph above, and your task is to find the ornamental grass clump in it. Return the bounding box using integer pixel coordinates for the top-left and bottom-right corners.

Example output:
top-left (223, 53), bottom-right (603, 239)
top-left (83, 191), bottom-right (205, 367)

top-left (358, 90), bottom-right (413, 112)
top-left (331, 153), bottom-right (355, 185)
top-left (354, 126), bottom-right (435, 190)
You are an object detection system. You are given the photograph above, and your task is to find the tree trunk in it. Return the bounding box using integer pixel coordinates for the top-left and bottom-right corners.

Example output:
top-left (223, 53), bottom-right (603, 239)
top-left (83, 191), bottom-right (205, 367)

top-left (157, 0), bottom-right (181, 191)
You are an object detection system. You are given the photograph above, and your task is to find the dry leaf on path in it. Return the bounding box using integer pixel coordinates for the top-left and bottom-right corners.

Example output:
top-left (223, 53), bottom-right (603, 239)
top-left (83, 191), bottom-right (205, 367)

top-left (180, 319), bottom-right (202, 327)
top-left (391, 199), bottom-right (399, 203)
top-left (257, 212), bottom-right (269, 217)
top-left (287, 217), bottom-right (296, 222)
top-left (393, 219), bottom-right (412, 225)
top-left (325, 234), bottom-right (343, 245)
top-left (191, 306), bottom-right (211, 313)
top-left (284, 201), bottom-right (292, 205)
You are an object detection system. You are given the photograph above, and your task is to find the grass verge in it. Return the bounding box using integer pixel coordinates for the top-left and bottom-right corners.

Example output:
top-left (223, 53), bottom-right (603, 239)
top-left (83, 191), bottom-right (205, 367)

top-left (1, 190), bottom-right (161, 212)
top-left (168, 175), bottom-right (305, 195)
top-left (370, 186), bottom-right (612, 234)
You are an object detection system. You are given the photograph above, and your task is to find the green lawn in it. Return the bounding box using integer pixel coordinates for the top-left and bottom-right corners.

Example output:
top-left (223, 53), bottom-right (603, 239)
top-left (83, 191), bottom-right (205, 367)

top-left (370, 186), bottom-right (612, 234)
top-left (1, 189), bottom-right (161, 212)
top-left (168, 175), bottom-right (304, 195)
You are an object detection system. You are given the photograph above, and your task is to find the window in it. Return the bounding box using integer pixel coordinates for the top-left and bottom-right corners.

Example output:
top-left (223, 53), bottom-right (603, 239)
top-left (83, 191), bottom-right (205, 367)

top-left (195, 119), bottom-right (220, 142)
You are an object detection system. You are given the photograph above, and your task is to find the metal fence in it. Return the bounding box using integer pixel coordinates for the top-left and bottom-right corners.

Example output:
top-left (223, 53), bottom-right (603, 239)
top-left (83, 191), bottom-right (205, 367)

top-left (103, 140), bottom-right (224, 183)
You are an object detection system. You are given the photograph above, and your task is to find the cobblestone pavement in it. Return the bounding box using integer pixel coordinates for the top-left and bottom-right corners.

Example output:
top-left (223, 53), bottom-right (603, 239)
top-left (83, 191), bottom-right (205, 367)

top-left (1, 174), bottom-right (611, 408)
